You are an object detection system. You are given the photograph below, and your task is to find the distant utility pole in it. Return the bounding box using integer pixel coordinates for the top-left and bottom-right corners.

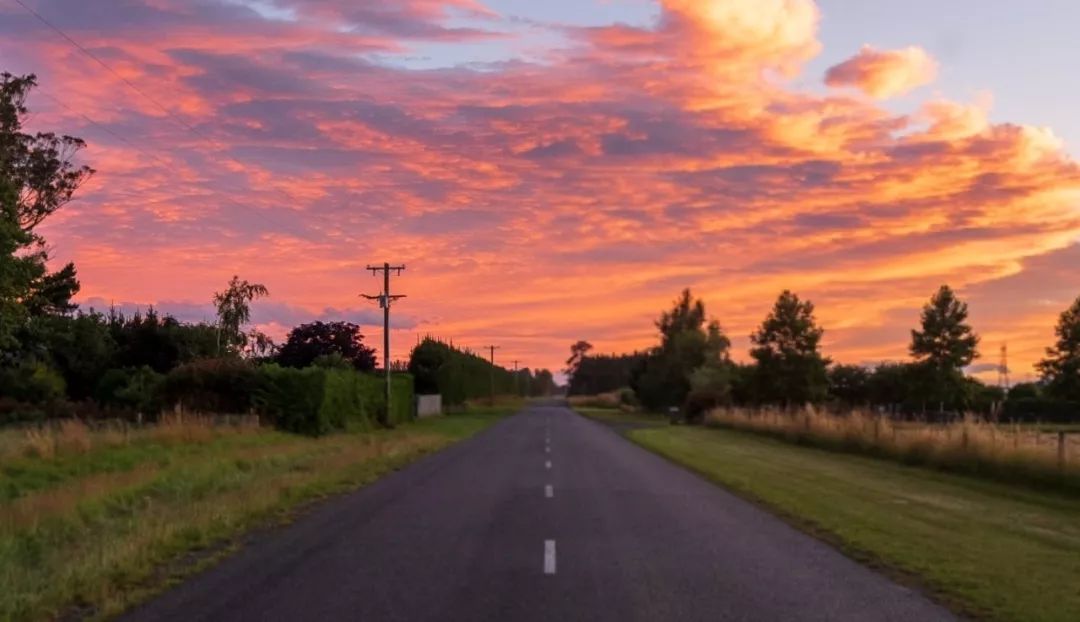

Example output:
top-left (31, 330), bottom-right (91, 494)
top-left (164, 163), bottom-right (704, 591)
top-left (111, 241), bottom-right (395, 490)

top-left (362, 262), bottom-right (406, 427)
top-left (484, 345), bottom-right (500, 403)
top-left (512, 360), bottom-right (521, 396)
top-left (998, 344), bottom-right (1010, 392)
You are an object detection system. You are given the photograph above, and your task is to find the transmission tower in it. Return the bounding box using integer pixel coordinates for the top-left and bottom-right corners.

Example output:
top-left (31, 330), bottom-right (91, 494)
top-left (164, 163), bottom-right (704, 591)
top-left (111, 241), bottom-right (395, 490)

top-left (997, 344), bottom-right (1010, 392)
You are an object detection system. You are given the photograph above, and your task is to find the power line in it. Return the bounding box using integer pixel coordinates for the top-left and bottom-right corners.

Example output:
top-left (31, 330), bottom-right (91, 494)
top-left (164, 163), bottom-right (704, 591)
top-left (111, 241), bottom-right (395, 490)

top-left (10, 0), bottom-right (308, 214)
top-left (12, 0), bottom-right (218, 146)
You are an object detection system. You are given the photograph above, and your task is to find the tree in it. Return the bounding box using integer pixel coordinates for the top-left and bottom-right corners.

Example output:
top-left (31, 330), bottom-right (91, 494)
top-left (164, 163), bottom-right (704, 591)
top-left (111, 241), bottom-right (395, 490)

top-left (1037, 295), bottom-right (1080, 401)
top-left (828, 364), bottom-right (871, 406)
top-left (564, 340), bottom-right (593, 377)
top-left (276, 321), bottom-right (377, 371)
top-left (630, 289), bottom-right (732, 417)
top-left (910, 285), bottom-right (979, 410)
top-left (212, 276), bottom-right (268, 355)
top-left (1, 73), bottom-right (94, 232)
top-left (1, 74), bottom-right (90, 352)
top-left (750, 290), bottom-right (829, 406)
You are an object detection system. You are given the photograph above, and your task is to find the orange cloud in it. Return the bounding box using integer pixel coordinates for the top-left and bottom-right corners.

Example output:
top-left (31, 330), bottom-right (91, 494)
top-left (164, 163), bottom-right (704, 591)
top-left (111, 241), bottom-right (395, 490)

top-left (3, 0), bottom-right (1079, 381)
top-left (825, 45), bottom-right (938, 98)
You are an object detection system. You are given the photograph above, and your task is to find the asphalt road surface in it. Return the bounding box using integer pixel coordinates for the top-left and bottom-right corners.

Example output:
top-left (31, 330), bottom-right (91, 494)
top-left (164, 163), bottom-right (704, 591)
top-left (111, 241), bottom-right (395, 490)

top-left (123, 402), bottom-right (956, 622)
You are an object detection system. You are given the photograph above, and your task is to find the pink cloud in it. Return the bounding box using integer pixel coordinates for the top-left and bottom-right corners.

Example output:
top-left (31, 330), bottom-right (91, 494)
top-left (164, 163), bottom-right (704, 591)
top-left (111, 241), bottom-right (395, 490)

top-left (3, 0), bottom-right (1079, 377)
top-left (825, 45), bottom-right (938, 98)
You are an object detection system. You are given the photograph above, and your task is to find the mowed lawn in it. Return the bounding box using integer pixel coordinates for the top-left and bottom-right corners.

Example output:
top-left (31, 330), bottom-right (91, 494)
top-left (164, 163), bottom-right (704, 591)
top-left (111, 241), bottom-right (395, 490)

top-left (628, 423), bottom-right (1080, 622)
top-left (0, 409), bottom-right (508, 621)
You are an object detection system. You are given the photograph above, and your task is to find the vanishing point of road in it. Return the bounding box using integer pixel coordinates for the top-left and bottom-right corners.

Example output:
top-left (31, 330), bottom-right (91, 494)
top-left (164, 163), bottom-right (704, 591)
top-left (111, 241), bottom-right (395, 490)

top-left (124, 402), bottom-right (955, 622)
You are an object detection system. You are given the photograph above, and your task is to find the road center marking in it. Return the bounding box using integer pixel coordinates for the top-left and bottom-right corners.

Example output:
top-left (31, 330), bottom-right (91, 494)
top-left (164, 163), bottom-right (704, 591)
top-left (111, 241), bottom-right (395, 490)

top-left (545, 484), bottom-right (553, 498)
top-left (545, 446), bottom-right (550, 453)
top-left (545, 460), bottom-right (551, 469)
top-left (544, 540), bottom-right (556, 575)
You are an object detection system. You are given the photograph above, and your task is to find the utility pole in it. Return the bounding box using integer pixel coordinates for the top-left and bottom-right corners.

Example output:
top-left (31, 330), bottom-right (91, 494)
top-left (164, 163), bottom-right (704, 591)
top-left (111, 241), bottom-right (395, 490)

top-left (484, 345), bottom-right (500, 403)
top-left (512, 360), bottom-right (521, 396)
top-left (362, 262), bottom-right (406, 427)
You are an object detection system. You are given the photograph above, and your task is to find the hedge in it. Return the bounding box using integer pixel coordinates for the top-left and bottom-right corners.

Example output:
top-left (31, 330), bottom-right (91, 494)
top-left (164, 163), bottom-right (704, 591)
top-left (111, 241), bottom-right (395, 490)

top-left (159, 360), bottom-right (415, 435)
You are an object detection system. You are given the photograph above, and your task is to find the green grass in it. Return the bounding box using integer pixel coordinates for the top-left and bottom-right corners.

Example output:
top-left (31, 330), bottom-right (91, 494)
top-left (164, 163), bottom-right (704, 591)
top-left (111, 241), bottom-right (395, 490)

top-left (627, 424), bottom-right (1080, 622)
top-left (0, 410), bottom-right (508, 621)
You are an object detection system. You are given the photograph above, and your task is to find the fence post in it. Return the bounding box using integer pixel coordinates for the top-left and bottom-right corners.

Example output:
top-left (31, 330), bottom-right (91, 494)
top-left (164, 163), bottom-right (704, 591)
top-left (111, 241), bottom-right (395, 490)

top-left (1059, 431), bottom-right (1067, 470)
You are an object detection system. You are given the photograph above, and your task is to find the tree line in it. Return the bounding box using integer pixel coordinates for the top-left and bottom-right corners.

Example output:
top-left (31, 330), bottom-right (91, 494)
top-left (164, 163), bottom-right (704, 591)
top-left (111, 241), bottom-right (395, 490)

top-left (407, 337), bottom-right (557, 405)
top-left (567, 286), bottom-right (1080, 422)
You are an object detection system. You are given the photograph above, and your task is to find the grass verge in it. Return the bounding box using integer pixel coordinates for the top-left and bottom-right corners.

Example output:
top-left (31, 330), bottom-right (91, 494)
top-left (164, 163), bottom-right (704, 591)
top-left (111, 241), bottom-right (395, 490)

top-left (0, 409), bottom-right (510, 621)
top-left (627, 424), bottom-right (1080, 622)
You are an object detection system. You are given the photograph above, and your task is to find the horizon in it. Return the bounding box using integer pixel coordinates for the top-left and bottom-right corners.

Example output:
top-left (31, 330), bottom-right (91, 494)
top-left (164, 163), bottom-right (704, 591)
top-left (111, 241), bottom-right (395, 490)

top-left (3, 0), bottom-right (1079, 382)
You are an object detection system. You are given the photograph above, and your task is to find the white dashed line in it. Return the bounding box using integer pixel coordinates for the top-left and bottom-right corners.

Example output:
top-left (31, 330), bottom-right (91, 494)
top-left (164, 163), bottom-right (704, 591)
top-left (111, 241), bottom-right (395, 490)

top-left (544, 540), bottom-right (557, 575)
top-left (545, 484), bottom-right (553, 498)
top-left (545, 460), bottom-right (551, 469)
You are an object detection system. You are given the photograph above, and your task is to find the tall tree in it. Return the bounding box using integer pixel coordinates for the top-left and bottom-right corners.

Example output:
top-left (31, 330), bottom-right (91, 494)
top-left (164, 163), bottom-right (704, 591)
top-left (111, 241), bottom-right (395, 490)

top-left (276, 321), bottom-right (376, 370)
top-left (749, 290), bottom-right (829, 406)
top-left (630, 289), bottom-right (730, 415)
top-left (564, 340), bottom-right (593, 377)
top-left (1036, 295), bottom-right (1080, 401)
top-left (910, 285), bottom-right (979, 410)
top-left (212, 276), bottom-right (269, 355)
top-left (1, 73), bottom-right (94, 232)
top-left (2, 73), bottom-right (90, 354)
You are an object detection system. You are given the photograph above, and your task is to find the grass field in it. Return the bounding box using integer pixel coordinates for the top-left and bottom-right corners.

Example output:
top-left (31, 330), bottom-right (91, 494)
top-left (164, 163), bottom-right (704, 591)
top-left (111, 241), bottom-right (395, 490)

top-left (625, 423), bottom-right (1080, 622)
top-left (0, 406), bottom-right (512, 621)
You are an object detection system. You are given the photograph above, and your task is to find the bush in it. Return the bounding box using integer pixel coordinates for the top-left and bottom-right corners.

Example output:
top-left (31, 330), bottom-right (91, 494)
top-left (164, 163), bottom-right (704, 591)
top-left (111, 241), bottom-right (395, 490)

top-left (255, 365), bottom-right (330, 435)
top-left (1003, 397), bottom-right (1080, 423)
top-left (95, 366), bottom-right (164, 414)
top-left (0, 360), bottom-right (66, 403)
top-left (159, 358), bottom-right (261, 415)
top-left (254, 366), bottom-right (414, 436)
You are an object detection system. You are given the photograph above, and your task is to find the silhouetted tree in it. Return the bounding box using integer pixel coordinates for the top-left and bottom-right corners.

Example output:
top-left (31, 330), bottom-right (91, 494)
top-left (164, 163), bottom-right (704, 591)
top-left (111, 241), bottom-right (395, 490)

top-left (828, 364), bottom-right (871, 406)
top-left (910, 285), bottom-right (979, 411)
top-left (630, 289), bottom-right (732, 418)
top-left (213, 276), bottom-right (268, 355)
top-left (1037, 295), bottom-right (1080, 401)
top-left (276, 321), bottom-right (376, 371)
top-left (750, 290), bottom-right (829, 406)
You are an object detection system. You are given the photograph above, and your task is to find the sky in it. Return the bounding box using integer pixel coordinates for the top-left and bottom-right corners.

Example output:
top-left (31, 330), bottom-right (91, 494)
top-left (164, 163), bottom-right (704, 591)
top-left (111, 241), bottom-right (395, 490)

top-left (2, 0), bottom-right (1079, 381)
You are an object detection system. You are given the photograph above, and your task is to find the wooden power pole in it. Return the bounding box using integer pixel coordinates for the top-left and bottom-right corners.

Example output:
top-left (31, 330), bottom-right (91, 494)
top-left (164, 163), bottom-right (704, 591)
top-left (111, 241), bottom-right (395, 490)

top-left (484, 345), bottom-right (500, 403)
top-left (362, 262), bottom-right (405, 427)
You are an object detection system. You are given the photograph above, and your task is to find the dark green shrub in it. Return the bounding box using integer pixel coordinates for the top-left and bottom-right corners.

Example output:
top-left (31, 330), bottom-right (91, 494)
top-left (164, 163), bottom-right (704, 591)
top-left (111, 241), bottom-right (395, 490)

top-left (95, 366), bottom-right (164, 413)
top-left (0, 360), bottom-right (66, 403)
top-left (256, 365), bottom-right (329, 435)
top-left (159, 358), bottom-right (261, 414)
top-left (1003, 397), bottom-right (1080, 423)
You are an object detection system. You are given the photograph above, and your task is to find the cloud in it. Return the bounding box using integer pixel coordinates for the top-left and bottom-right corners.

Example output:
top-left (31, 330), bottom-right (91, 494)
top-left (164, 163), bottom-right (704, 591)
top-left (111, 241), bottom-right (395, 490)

top-left (4, 0), bottom-right (1079, 376)
top-left (825, 45), bottom-right (938, 98)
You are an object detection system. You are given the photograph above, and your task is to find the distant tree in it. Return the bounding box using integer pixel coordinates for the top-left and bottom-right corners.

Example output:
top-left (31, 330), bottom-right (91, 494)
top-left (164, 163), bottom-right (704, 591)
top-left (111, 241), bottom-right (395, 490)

top-left (866, 362), bottom-right (917, 412)
top-left (529, 368), bottom-right (557, 396)
top-left (910, 285), bottom-right (979, 411)
top-left (630, 289), bottom-right (731, 418)
top-left (1007, 381), bottom-right (1041, 401)
top-left (750, 290), bottom-right (829, 406)
top-left (828, 364), bottom-right (871, 406)
top-left (276, 321), bottom-right (376, 371)
top-left (212, 276), bottom-right (268, 355)
top-left (564, 340), bottom-right (593, 378)
top-left (1036, 295), bottom-right (1080, 401)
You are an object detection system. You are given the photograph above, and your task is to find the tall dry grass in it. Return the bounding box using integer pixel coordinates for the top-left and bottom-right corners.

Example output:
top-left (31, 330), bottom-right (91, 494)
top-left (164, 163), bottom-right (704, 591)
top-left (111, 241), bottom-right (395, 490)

top-left (6, 414), bottom-right (261, 462)
top-left (706, 407), bottom-right (1080, 492)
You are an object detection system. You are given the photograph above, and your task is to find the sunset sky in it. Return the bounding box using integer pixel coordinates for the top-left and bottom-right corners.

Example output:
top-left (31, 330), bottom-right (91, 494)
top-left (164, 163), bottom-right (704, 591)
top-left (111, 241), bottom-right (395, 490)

top-left (2, 0), bottom-right (1079, 381)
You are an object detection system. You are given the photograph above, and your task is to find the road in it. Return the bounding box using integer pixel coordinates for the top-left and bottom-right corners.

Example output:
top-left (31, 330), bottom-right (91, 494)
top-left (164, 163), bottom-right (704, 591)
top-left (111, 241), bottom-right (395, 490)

top-left (123, 403), bottom-right (955, 622)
